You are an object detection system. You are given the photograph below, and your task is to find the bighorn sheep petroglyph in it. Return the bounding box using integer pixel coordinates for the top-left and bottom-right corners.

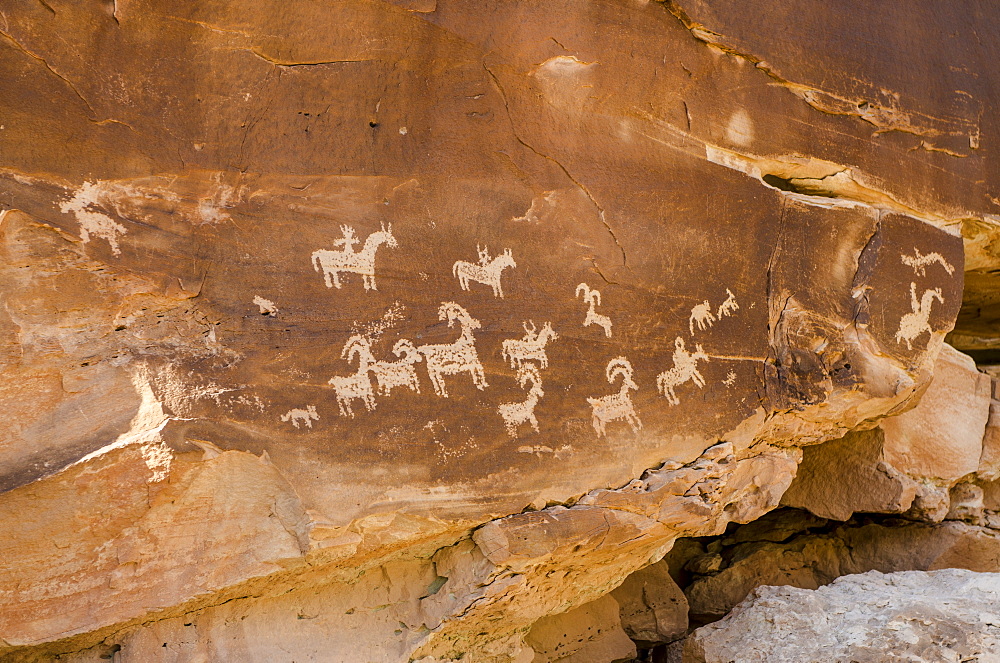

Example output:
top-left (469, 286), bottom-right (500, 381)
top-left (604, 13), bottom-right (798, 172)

top-left (587, 357), bottom-right (641, 437)
top-left (499, 364), bottom-right (544, 438)
top-left (575, 283), bottom-right (612, 338)
top-left (417, 302), bottom-right (488, 397)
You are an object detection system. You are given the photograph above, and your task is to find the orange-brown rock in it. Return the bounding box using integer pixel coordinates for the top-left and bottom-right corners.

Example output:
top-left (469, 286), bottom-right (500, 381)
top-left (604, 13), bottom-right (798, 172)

top-left (0, 0), bottom-right (995, 660)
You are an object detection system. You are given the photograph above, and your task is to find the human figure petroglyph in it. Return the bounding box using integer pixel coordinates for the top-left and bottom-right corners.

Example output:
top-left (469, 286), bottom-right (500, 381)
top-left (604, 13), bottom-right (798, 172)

top-left (901, 247), bottom-right (956, 276)
top-left (587, 357), bottom-right (642, 438)
top-left (502, 321), bottom-right (559, 369)
top-left (717, 289), bottom-right (739, 318)
top-left (311, 223), bottom-right (398, 290)
top-left (453, 245), bottom-right (516, 298)
top-left (328, 335), bottom-right (377, 417)
top-left (657, 337), bottom-right (710, 405)
top-left (575, 283), bottom-right (613, 338)
top-left (370, 339), bottom-right (423, 396)
top-left (723, 371), bottom-right (737, 387)
top-left (280, 405), bottom-right (319, 429)
top-left (417, 302), bottom-right (488, 397)
top-left (499, 364), bottom-right (544, 438)
top-left (689, 301), bottom-right (716, 335)
top-left (895, 282), bottom-right (944, 350)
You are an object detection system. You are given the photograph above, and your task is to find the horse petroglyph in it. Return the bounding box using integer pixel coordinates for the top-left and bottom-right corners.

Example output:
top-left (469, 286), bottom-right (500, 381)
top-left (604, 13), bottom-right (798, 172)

top-left (328, 335), bottom-right (377, 417)
top-left (312, 223), bottom-right (398, 290)
top-left (499, 364), bottom-right (544, 438)
top-left (901, 248), bottom-right (956, 276)
top-left (587, 357), bottom-right (642, 437)
top-left (453, 245), bottom-right (516, 298)
top-left (370, 339), bottom-right (422, 396)
top-left (657, 337), bottom-right (709, 405)
top-left (895, 282), bottom-right (944, 350)
top-left (717, 289), bottom-right (739, 318)
top-left (689, 301), bottom-right (716, 334)
top-left (502, 321), bottom-right (559, 369)
top-left (576, 283), bottom-right (613, 338)
top-left (280, 405), bottom-right (319, 428)
top-left (417, 302), bottom-right (488, 397)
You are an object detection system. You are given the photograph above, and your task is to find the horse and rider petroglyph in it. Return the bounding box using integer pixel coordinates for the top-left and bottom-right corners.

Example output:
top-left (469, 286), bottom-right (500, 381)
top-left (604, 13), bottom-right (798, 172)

top-left (576, 283), bottom-right (612, 338)
top-left (901, 248), bottom-right (955, 277)
top-left (502, 321), bottom-right (559, 369)
top-left (328, 335), bottom-right (378, 417)
top-left (657, 337), bottom-right (710, 405)
top-left (499, 364), bottom-right (545, 438)
top-left (312, 223), bottom-right (398, 290)
top-left (417, 302), bottom-right (489, 397)
top-left (587, 357), bottom-right (642, 437)
top-left (453, 246), bottom-right (516, 298)
top-left (895, 282), bottom-right (944, 350)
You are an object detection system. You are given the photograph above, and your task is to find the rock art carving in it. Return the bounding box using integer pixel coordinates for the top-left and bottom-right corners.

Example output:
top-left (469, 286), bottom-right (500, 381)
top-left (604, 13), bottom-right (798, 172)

top-left (59, 182), bottom-right (128, 255)
top-left (689, 301), bottom-right (717, 334)
top-left (370, 339), bottom-right (422, 396)
top-left (587, 357), bottom-right (642, 437)
top-left (253, 296), bottom-right (278, 316)
top-left (280, 405), bottom-right (319, 429)
top-left (575, 283), bottom-right (613, 338)
top-left (895, 282), bottom-right (944, 350)
top-left (901, 247), bottom-right (956, 276)
top-left (311, 223), bottom-right (398, 290)
top-left (717, 289), bottom-right (739, 318)
top-left (453, 245), bottom-right (516, 298)
top-left (657, 337), bottom-right (710, 405)
top-left (328, 335), bottom-right (377, 417)
top-left (417, 302), bottom-right (488, 397)
top-left (724, 371), bottom-right (737, 387)
top-left (498, 364), bottom-right (544, 438)
top-left (502, 321), bottom-right (559, 369)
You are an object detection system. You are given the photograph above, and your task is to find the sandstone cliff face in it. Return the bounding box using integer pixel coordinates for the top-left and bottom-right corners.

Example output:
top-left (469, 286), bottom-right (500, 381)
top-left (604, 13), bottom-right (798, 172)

top-left (0, 0), bottom-right (997, 661)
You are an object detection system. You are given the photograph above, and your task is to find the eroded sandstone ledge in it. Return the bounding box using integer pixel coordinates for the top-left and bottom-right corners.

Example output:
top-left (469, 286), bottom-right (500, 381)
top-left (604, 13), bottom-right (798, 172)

top-left (1, 0), bottom-right (998, 661)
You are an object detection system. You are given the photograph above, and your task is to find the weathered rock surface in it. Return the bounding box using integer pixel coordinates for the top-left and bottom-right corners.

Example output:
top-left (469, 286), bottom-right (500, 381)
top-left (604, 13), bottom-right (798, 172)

top-left (0, 0), bottom-right (995, 660)
top-left (686, 569), bottom-right (1000, 663)
top-left (782, 343), bottom-right (992, 521)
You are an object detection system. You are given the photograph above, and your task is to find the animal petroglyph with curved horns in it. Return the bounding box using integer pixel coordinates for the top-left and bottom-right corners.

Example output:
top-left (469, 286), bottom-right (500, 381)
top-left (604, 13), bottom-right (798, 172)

top-left (328, 335), bottom-right (377, 417)
top-left (575, 283), bottom-right (612, 338)
top-left (453, 246), bottom-right (516, 298)
top-left (587, 357), bottom-right (642, 437)
top-left (280, 405), bottom-right (319, 429)
top-left (499, 364), bottom-right (545, 438)
top-left (895, 282), bottom-right (944, 350)
top-left (312, 223), bottom-right (398, 290)
top-left (417, 302), bottom-right (488, 397)
top-left (369, 339), bottom-right (423, 396)
top-left (502, 320), bottom-right (559, 369)
top-left (657, 337), bottom-right (709, 405)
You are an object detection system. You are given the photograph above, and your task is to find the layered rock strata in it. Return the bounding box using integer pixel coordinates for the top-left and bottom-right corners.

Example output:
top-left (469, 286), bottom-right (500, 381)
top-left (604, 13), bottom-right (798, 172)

top-left (1, 0), bottom-right (997, 660)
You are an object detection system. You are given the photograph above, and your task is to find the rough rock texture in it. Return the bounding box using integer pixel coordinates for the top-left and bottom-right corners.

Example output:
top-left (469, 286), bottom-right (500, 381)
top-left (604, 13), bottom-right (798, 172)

top-left (686, 569), bottom-right (1000, 663)
top-left (782, 343), bottom-right (993, 521)
top-left (680, 513), bottom-right (1000, 621)
top-left (0, 0), bottom-right (997, 660)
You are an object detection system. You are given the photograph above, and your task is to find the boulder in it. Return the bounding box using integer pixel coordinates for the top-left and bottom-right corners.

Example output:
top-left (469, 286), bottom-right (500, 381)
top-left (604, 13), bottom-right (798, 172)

top-left (610, 561), bottom-right (688, 646)
top-left (686, 569), bottom-right (1000, 663)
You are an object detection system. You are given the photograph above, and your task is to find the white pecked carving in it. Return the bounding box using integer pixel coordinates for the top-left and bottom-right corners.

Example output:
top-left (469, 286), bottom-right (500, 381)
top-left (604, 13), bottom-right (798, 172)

top-left (369, 338), bottom-right (423, 396)
top-left (253, 296), bottom-right (278, 316)
top-left (280, 405), bottom-right (319, 428)
top-left (502, 320), bottom-right (559, 369)
top-left (901, 248), bottom-right (955, 277)
top-left (453, 245), bottom-right (516, 298)
top-left (417, 302), bottom-right (488, 397)
top-left (328, 335), bottom-right (377, 417)
top-left (498, 364), bottom-right (545, 438)
top-left (895, 282), bottom-right (944, 350)
top-left (311, 223), bottom-right (398, 290)
top-left (587, 357), bottom-right (642, 437)
top-left (575, 283), bottom-right (613, 338)
top-left (717, 289), bottom-right (739, 318)
top-left (723, 371), bottom-right (737, 387)
top-left (689, 301), bottom-right (717, 335)
top-left (657, 337), bottom-right (709, 405)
